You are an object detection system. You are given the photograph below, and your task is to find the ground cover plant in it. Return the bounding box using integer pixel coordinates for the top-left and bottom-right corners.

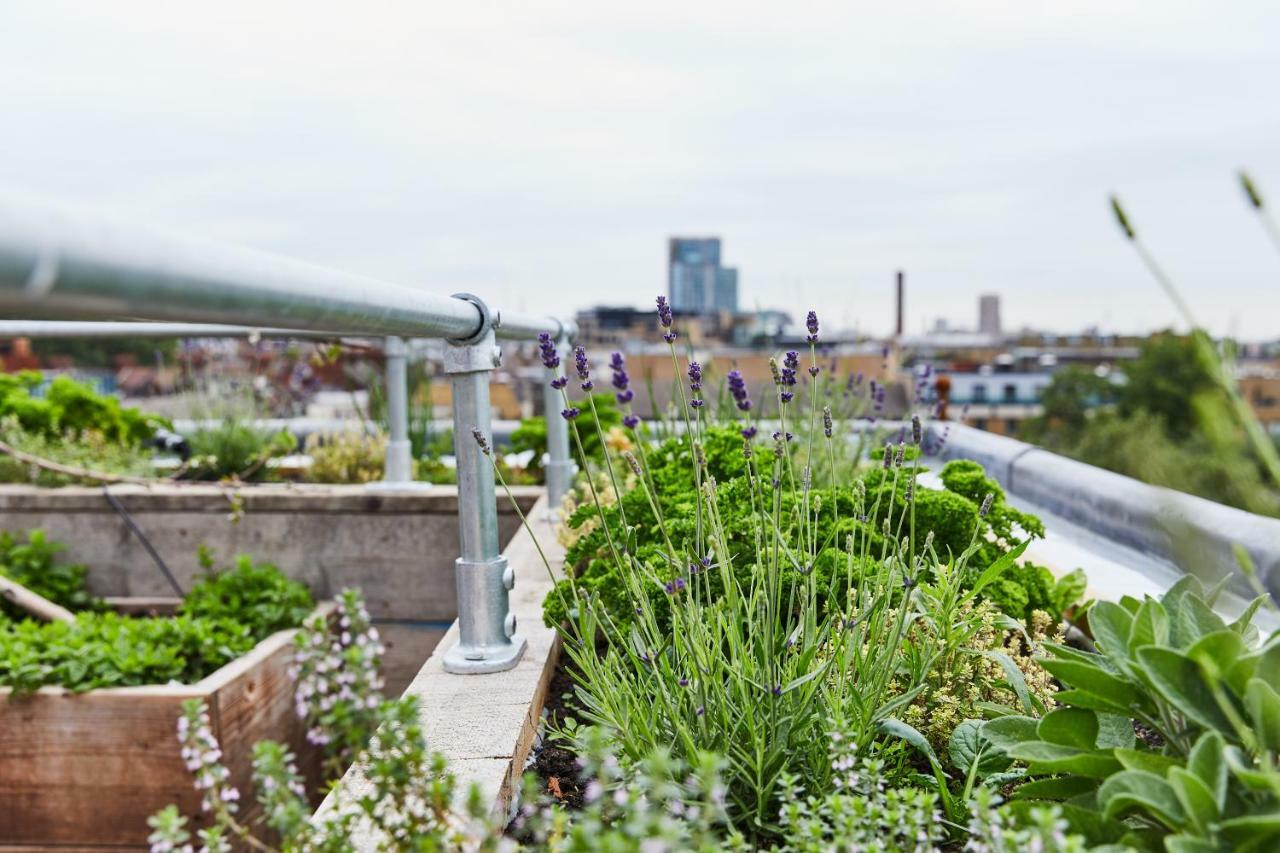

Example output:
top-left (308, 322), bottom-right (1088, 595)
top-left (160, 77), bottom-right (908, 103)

top-left (0, 537), bottom-right (313, 693)
top-left (0, 372), bottom-right (166, 485)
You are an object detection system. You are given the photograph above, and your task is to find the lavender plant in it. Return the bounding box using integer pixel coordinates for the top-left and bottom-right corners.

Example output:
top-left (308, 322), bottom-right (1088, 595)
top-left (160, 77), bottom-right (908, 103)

top-left (493, 302), bottom-right (1061, 845)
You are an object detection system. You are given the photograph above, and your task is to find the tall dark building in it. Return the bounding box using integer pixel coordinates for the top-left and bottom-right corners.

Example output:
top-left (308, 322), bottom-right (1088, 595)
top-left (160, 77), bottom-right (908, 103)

top-left (668, 237), bottom-right (738, 314)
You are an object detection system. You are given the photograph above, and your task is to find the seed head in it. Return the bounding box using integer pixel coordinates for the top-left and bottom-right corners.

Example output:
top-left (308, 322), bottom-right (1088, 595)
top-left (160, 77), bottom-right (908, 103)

top-left (1110, 194), bottom-right (1136, 240)
top-left (1241, 171), bottom-right (1264, 209)
top-left (823, 405), bottom-right (833, 438)
top-left (911, 415), bottom-right (922, 446)
top-left (470, 428), bottom-right (491, 456)
top-left (979, 493), bottom-right (994, 517)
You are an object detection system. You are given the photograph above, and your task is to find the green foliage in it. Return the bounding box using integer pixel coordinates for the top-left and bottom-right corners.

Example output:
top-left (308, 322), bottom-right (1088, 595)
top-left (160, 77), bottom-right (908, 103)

top-left (1, 547), bottom-right (311, 693)
top-left (0, 416), bottom-right (157, 485)
top-left (0, 611), bottom-right (257, 693)
top-left (183, 417), bottom-right (295, 481)
top-left (1117, 331), bottom-right (1217, 440)
top-left (982, 576), bottom-right (1280, 851)
top-left (547, 433), bottom-right (1079, 632)
top-left (1019, 332), bottom-right (1280, 517)
top-left (1022, 366), bottom-right (1119, 437)
top-left (0, 529), bottom-right (97, 616)
top-left (539, 402), bottom-right (1078, 843)
top-left (180, 553), bottom-right (314, 640)
top-left (513, 393), bottom-right (622, 473)
top-left (0, 372), bottom-right (165, 446)
top-left (303, 429), bottom-right (385, 484)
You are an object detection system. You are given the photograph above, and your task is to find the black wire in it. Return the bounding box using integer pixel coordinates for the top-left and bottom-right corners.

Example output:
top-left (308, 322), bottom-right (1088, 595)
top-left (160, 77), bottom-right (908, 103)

top-left (101, 486), bottom-right (185, 597)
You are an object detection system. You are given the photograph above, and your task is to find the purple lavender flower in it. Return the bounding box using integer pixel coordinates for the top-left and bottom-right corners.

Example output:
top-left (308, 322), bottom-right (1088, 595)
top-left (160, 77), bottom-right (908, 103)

top-left (561, 407), bottom-right (580, 421)
top-left (664, 577), bottom-right (686, 595)
top-left (726, 369), bottom-right (752, 411)
top-left (536, 332), bottom-right (560, 370)
top-left (688, 361), bottom-right (704, 409)
top-left (741, 425), bottom-right (757, 439)
top-left (623, 414), bottom-right (640, 429)
top-left (609, 352), bottom-right (632, 401)
top-left (573, 345), bottom-right (592, 391)
top-left (656, 295), bottom-right (676, 343)
top-left (805, 310), bottom-right (819, 344)
top-left (778, 351), bottom-right (799, 403)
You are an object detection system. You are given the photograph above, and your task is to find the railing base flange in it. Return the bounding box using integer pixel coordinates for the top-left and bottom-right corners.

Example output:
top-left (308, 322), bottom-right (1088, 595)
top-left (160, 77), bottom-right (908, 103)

top-left (441, 635), bottom-right (528, 674)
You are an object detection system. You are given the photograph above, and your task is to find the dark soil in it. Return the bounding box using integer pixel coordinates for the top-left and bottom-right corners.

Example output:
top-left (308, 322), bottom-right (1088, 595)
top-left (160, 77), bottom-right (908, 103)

top-left (527, 657), bottom-right (587, 809)
top-left (507, 652), bottom-right (588, 839)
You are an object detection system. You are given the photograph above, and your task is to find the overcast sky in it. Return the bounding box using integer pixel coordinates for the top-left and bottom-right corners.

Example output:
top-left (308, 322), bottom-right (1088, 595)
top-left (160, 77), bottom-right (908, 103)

top-left (2, 2), bottom-right (1278, 338)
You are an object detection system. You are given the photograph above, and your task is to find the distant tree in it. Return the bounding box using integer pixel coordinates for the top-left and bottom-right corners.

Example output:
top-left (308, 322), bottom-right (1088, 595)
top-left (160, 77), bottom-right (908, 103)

top-left (1024, 366), bottom-right (1118, 440)
top-left (1116, 330), bottom-right (1217, 439)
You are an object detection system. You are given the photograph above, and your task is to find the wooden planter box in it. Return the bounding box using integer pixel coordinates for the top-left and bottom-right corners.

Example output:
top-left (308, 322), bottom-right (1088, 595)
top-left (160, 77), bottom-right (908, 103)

top-left (0, 600), bottom-right (335, 850)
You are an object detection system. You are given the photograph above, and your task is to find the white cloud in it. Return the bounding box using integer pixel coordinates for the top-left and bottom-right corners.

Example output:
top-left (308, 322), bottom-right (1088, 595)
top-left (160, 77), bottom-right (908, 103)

top-left (0, 1), bottom-right (1277, 336)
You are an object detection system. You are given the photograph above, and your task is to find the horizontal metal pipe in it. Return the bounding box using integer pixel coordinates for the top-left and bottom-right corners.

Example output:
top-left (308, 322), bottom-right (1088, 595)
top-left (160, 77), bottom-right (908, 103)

top-left (0, 321), bottom-right (346, 339)
top-left (0, 198), bottom-right (566, 342)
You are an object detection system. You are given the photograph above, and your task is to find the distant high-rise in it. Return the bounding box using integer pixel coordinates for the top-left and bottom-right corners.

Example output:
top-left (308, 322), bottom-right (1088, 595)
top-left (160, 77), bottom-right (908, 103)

top-left (978, 294), bottom-right (1002, 336)
top-left (669, 237), bottom-right (738, 314)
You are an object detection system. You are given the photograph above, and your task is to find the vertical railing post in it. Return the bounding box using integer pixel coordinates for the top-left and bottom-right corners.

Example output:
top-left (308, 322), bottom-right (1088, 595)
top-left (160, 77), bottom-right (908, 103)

top-left (441, 295), bottom-right (526, 674)
top-left (382, 336), bottom-right (413, 483)
top-left (542, 331), bottom-right (575, 515)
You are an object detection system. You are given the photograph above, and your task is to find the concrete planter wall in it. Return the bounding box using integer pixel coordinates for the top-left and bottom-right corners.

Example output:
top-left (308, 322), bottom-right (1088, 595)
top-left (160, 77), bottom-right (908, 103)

top-left (929, 423), bottom-right (1280, 599)
top-left (0, 484), bottom-right (542, 621)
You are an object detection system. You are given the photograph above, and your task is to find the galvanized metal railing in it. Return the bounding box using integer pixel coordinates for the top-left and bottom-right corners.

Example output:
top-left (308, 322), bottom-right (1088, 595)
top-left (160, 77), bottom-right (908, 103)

top-left (0, 198), bottom-right (576, 674)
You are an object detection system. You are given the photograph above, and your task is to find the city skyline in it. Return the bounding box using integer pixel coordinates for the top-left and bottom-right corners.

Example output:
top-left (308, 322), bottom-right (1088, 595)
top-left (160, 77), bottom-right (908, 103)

top-left (1, 3), bottom-right (1278, 338)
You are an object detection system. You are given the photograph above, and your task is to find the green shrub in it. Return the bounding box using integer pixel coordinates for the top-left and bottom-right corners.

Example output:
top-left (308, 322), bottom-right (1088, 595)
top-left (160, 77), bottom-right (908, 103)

top-left (546, 430), bottom-right (1082, 631)
top-left (0, 372), bottom-right (165, 446)
top-left (180, 551), bottom-right (314, 640)
top-left (183, 418), bottom-right (295, 481)
top-left (0, 529), bottom-right (97, 616)
top-left (0, 416), bottom-right (158, 486)
top-left (303, 430), bottom-right (385, 484)
top-left (983, 575), bottom-right (1280, 850)
top-left (0, 611), bottom-right (257, 693)
top-left (0, 545), bottom-right (313, 693)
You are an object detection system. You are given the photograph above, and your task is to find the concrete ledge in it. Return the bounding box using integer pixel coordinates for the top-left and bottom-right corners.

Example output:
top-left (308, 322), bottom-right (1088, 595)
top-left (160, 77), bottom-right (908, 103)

top-left (0, 483), bottom-right (542, 620)
top-left (930, 423), bottom-right (1280, 598)
top-left (317, 495), bottom-right (564, 844)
